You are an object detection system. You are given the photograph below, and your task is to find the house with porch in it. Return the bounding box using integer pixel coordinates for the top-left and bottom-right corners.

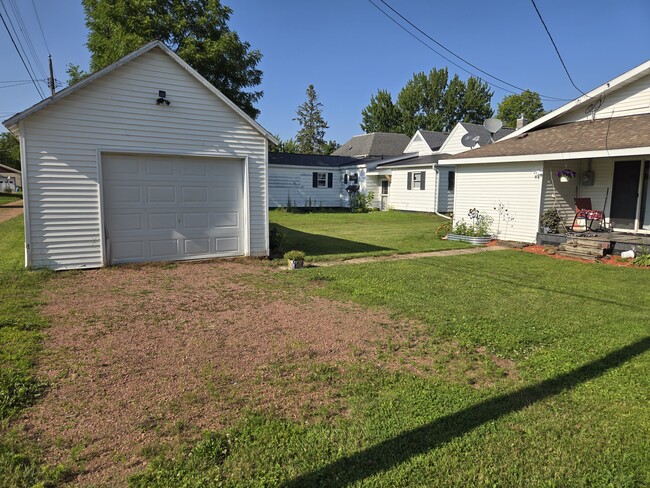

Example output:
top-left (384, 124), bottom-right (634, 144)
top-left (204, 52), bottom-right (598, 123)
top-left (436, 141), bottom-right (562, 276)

top-left (441, 59), bottom-right (650, 246)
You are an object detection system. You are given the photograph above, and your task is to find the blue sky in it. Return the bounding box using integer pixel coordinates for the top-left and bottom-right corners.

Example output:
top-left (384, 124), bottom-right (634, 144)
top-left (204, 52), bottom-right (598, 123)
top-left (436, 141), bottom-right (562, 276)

top-left (1, 1), bottom-right (649, 143)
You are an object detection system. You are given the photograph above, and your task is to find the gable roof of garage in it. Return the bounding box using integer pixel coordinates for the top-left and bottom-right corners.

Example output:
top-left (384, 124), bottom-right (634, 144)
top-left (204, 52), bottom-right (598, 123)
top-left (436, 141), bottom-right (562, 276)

top-left (3, 41), bottom-right (278, 145)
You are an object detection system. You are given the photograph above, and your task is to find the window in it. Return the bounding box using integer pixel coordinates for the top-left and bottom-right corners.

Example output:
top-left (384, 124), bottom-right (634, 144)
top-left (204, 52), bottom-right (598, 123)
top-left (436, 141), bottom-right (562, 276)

top-left (407, 171), bottom-right (426, 190)
top-left (448, 171), bottom-right (455, 191)
top-left (350, 173), bottom-right (359, 183)
top-left (312, 172), bottom-right (333, 188)
top-left (343, 174), bottom-right (348, 184)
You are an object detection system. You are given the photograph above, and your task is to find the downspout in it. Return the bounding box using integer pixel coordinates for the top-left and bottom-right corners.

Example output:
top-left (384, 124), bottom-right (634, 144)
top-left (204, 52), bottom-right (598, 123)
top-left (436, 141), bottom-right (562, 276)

top-left (433, 162), bottom-right (452, 220)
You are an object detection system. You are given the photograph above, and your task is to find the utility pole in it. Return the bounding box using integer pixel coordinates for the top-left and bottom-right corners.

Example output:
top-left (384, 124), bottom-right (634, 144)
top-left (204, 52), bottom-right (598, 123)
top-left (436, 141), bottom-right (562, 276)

top-left (48, 54), bottom-right (55, 96)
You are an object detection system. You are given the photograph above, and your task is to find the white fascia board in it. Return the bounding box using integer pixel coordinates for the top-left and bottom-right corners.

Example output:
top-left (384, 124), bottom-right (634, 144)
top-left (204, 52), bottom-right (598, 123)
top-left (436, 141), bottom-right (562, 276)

top-left (441, 146), bottom-right (650, 165)
top-left (374, 153), bottom-right (419, 168)
top-left (500, 59), bottom-right (650, 141)
top-left (2, 41), bottom-right (278, 145)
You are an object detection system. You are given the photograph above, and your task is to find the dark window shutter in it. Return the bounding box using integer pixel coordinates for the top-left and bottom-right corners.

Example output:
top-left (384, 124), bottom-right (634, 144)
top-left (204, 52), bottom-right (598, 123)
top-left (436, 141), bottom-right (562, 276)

top-left (420, 171), bottom-right (426, 190)
top-left (407, 172), bottom-right (412, 190)
top-left (327, 173), bottom-right (333, 188)
top-left (312, 172), bottom-right (318, 188)
top-left (448, 171), bottom-right (455, 191)
top-left (344, 174), bottom-right (348, 184)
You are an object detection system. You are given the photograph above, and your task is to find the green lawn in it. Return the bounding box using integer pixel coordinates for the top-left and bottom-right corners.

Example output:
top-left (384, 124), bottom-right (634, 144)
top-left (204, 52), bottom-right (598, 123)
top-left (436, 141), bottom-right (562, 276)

top-left (0, 194), bottom-right (21, 206)
top-left (269, 209), bottom-right (470, 260)
top-left (0, 216), bottom-right (68, 486)
top-left (134, 252), bottom-right (649, 487)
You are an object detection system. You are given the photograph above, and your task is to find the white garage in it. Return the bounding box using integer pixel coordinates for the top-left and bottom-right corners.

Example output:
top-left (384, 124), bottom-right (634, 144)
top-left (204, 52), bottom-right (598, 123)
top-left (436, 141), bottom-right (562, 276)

top-left (103, 154), bottom-right (246, 264)
top-left (3, 41), bottom-right (276, 270)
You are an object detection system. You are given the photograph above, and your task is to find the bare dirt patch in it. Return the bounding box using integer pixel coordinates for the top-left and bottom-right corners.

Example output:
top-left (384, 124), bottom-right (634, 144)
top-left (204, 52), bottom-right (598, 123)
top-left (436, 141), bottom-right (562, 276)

top-left (520, 244), bottom-right (637, 267)
top-left (20, 258), bottom-right (515, 485)
top-left (0, 206), bottom-right (23, 224)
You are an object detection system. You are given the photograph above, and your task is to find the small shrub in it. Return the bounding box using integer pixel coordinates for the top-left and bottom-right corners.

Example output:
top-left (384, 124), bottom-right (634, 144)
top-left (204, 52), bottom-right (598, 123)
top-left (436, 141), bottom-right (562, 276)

top-left (540, 209), bottom-right (563, 234)
top-left (436, 221), bottom-right (452, 238)
top-left (632, 247), bottom-right (650, 267)
top-left (284, 250), bottom-right (305, 261)
top-left (269, 224), bottom-right (284, 252)
top-left (349, 191), bottom-right (375, 213)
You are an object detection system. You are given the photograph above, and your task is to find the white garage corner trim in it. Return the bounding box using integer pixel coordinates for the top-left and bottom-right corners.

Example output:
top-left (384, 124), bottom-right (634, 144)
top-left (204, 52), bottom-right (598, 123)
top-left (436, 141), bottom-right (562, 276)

top-left (98, 150), bottom-right (250, 265)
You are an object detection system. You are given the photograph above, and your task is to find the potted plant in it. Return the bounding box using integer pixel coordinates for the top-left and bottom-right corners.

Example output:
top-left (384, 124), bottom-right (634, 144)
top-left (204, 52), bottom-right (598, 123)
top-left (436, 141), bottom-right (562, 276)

top-left (556, 169), bottom-right (577, 183)
top-left (284, 250), bottom-right (305, 269)
top-left (540, 208), bottom-right (563, 234)
top-left (447, 209), bottom-right (494, 244)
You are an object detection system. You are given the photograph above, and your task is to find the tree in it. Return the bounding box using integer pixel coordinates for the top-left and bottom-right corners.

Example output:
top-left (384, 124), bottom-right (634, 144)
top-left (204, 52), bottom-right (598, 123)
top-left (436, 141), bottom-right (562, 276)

top-left (66, 63), bottom-right (89, 85)
top-left (269, 135), bottom-right (298, 153)
top-left (497, 90), bottom-right (546, 128)
top-left (361, 68), bottom-right (495, 135)
top-left (360, 89), bottom-right (401, 133)
top-left (0, 132), bottom-right (20, 170)
top-left (320, 140), bottom-right (340, 155)
top-left (294, 84), bottom-right (329, 154)
top-left (82, 0), bottom-right (263, 118)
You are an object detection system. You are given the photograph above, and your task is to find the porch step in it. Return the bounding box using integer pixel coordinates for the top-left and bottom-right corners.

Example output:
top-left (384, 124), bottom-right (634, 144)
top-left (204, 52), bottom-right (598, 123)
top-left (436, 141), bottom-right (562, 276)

top-left (568, 238), bottom-right (611, 250)
top-left (558, 242), bottom-right (605, 260)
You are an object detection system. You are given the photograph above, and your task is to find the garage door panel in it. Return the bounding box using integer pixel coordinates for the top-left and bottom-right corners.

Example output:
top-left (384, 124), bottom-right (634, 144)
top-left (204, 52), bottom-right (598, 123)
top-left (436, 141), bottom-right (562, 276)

top-left (147, 186), bottom-right (177, 204)
top-left (103, 154), bottom-right (245, 264)
top-left (216, 237), bottom-right (239, 252)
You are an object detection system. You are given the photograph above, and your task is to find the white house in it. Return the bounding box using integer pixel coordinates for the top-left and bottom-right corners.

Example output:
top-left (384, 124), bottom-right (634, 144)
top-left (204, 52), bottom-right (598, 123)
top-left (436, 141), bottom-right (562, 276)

top-left (0, 163), bottom-right (22, 192)
top-left (441, 59), bottom-right (650, 243)
top-left (368, 126), bottom-right (513, 212)
top-left (2, 41), bottom-right (277, 270)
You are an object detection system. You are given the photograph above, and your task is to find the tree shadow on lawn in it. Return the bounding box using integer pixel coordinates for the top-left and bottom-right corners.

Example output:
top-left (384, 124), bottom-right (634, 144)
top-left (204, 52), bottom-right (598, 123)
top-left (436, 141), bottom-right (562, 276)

top-left (282, 336), bottom-right (650, 487)
top-left (274, 224), bottom-right (391, 258)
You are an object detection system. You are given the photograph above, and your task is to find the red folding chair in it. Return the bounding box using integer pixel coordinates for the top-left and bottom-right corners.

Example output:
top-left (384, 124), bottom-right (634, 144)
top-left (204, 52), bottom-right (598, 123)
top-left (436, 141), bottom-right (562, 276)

top-left (571, 198), bottom-right (606, 231)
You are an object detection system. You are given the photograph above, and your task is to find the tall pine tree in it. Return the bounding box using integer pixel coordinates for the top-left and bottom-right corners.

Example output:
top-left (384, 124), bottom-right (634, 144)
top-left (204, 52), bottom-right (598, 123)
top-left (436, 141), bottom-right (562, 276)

top-left (294, 85), bottom-right (330, 154)
top-left (81, 0), bottom-right (263, 118)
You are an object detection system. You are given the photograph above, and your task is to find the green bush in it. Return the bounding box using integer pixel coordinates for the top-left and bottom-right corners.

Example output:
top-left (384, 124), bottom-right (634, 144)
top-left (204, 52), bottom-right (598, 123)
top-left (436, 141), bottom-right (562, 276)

top-left (349, 191), bottom-right (375, 213)
top-left (284, 250), bottom-right (305, 261)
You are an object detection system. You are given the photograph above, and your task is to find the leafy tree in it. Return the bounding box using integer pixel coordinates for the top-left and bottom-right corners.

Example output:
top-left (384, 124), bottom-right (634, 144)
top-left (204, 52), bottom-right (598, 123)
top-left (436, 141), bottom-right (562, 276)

top-left (294, 84), bottom-right (329, 154)
top-left (66, 63), bottom-right (89, 85)
top-left (0, 132), bottom-right (20, 170)
top-left (82, 0), bottom-right (263, 118)
top-left (360, 89), bottom-right (401, 133)
top-left (270, 135), bottom-right (298, 153)
top-left (361, 67), bottom-right (494, 135)
top-left (320, 140), bottom-right (340, 155)
top-left (497, 90), bottom-right (546, 128)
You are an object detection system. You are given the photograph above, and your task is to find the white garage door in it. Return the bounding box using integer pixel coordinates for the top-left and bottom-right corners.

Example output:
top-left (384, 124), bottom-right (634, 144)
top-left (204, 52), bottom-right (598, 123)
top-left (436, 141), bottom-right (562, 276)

top-left (102, 154), bottom-right (245, 264)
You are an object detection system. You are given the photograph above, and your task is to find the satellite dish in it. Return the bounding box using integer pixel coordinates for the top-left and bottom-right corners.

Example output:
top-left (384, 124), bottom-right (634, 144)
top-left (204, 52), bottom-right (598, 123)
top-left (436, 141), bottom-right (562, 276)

top-left (461, 133), bottom-right (481, 148)
top-left (483, 118), bottom-right (503, 134)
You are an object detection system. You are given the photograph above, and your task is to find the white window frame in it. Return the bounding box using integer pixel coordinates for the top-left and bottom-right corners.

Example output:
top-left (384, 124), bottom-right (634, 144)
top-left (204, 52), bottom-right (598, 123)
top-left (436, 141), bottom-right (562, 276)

top-left (317, 172), bottom-right (327, 187)
top-left (412, 172), bottom-right (422, 190)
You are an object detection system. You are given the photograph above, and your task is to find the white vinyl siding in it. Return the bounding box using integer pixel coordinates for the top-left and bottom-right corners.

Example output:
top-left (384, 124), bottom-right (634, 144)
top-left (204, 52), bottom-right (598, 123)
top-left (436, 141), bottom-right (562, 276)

top-left (439, 124), bottom-right (473, 155)
top-left (403, 133), bottom-right (434, 155)
top-left (454, 162), bottom-right (544, 243)
top-left (388, 168), bottom-right (435, 212)
top-left (268, 166), bottom-right (341, 208)
top-left (555, 76), bottom-right (650, 125)
top-left (20, 47), bottom-right (268, 270)
top-left (436, 166), bottom-right (455, 213)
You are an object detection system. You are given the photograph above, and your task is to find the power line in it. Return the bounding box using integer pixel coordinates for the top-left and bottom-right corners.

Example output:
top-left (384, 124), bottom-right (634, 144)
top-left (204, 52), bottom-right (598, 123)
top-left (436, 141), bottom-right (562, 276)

top-left (367, 0), bottom-right (523, 99)
top-left (6, 0), bottom-right (47, 81)
top-left (376, 0), bottom-right (568, 102)
top-left (529, 0), bottom-right (587, 97)
top-left (31, 0), bottom-right (50, 54)
top-left (0, 81), bottom-right (33, 88)
top-left (0, 7), bottom-right (44, 98)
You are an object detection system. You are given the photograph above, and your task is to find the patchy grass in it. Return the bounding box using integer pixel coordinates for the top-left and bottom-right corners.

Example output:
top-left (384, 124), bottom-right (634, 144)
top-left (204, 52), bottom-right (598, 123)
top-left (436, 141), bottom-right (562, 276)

top-left (269, 209), bottom-right (469, 261)
top-left (0, 216), bottom-right (69, 486)
top-left (0, 193), bottom-right (21, 206)
top-left (132, 251), bottom-right (649, 487)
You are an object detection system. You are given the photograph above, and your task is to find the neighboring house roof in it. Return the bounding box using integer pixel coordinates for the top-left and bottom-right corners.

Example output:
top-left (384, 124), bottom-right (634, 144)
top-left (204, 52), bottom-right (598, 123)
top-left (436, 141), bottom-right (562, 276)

top-left (332, 132), bottom-right (411, 158)
top-left (3, 41), bottom-right (278, 144)
top-left (377, 153), bottom-right (451, 168)
top-left (0, 163), bottom-right (20, 174)
top-left (445, 114), bottom-right (650, 162)
top-left (269, 152), bottom-right (360, 168)
top-left (458, 122), bottom-right (515, 147)
top-left (499, 59), bottom-right (650, 141)
top-left (419, 130), bottom-right (449, 150)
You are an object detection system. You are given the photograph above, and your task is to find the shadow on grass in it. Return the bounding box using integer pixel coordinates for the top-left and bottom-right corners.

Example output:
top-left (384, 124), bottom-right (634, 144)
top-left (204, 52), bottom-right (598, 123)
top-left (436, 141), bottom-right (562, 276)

top-left (274, 224), bottom-right (391, 258)
top-left (282, 336), bottom-right (650, 487)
